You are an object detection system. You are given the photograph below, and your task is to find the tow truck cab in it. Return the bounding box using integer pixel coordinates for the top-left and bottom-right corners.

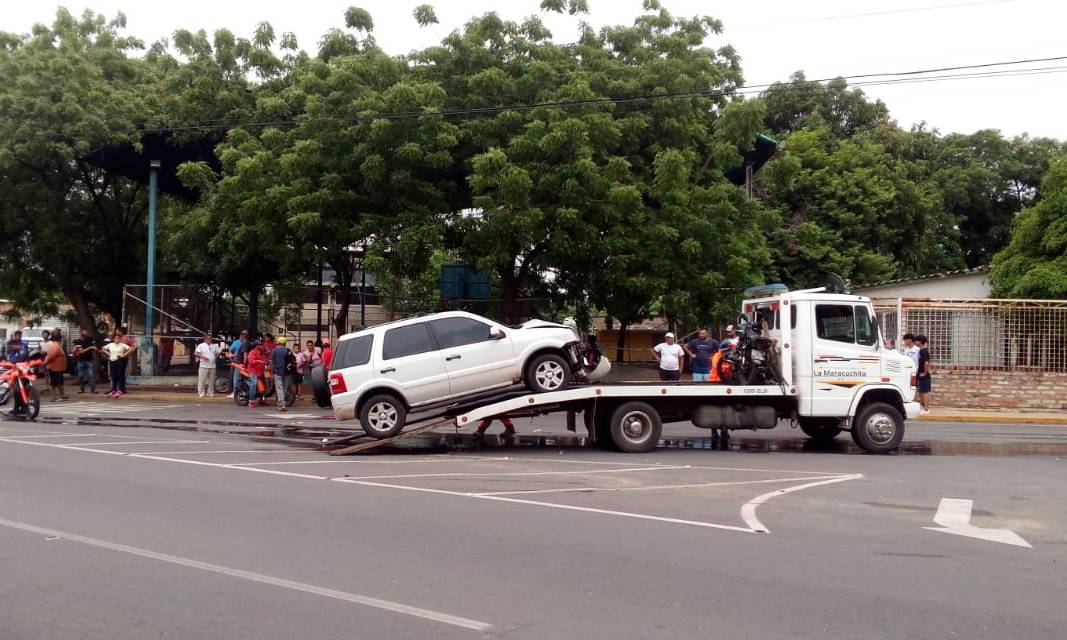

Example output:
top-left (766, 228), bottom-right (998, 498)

top-left (742, 287), bottom-right (919, 429)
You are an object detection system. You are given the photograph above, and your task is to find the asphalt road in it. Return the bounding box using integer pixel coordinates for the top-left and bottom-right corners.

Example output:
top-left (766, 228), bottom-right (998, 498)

top-left (1, 402), bottom-right (1066, 639)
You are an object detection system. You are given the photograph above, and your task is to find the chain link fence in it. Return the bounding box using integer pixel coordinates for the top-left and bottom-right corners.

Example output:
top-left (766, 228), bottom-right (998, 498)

top-left (873, 298), bottom-right (1067, 372)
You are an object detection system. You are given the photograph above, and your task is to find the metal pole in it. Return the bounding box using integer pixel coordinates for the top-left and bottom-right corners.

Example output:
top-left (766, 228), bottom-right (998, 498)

top-left (360, 265), bottom-right (366, 328)
top-left (316, 262), bottom-right (323, 345)
top-left (146, 160), bottom-right (160, 338)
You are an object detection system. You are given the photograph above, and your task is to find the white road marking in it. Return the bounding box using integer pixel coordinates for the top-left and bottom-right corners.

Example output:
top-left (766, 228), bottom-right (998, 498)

top-left (924, 498), bottom-right (1032, 548)
top-left (134, 450), bottom-right (313, 455)
top-left (41, 402), bottom-right (181, 415)
top-left (0, 435), bottom-right (860, 535)
top-left (519, 456), bottom-right (836, 475)
top-left (0, 433), bottom-right (98, 438)
top-left (476, 474), bottom-right (849, 497)
top-left (230, 456), bottom-right (513, 467)
top-left (335, 466), bottom-right (692, 481)
top-left (0, 516), bottom-right (491, 632)
top-left (263, 413), bottom-right (321, 419)
top-left (740, 474), bottom-right (863, 533)
top-left (63, 440), bottom-right (212, 447)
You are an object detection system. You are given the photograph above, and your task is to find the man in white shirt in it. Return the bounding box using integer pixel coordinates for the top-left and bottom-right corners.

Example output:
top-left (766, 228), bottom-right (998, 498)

top-left (651, 332), bottom-right (685, 381)
top-left (903, 333), bottom-right (921, 367)
top-left (194, 334), bottom-right (221, 398)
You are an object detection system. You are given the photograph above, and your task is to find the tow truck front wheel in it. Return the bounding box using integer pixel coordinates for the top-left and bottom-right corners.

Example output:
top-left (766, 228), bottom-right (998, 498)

top-left (610, 402), bottom-right (662, 453)
top-left (850, 402), bottom-right (904, 453)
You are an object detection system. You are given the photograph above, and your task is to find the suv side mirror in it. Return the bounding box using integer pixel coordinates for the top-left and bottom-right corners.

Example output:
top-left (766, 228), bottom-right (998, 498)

top-left (489, 328), bottom-right (506, 341)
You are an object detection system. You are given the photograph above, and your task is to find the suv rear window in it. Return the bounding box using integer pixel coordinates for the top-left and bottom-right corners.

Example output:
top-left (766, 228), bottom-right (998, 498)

top-left (382, 323), bottom-right (436, 360)
top-left (333, 335), bottom-right (373, 369)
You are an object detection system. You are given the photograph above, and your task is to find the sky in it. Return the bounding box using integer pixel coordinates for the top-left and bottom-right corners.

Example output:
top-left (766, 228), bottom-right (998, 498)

top-left (4, 0), bottom-right (1065, 139)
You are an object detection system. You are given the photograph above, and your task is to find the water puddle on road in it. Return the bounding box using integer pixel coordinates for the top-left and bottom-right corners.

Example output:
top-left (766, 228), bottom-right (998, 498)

top-left (661, 436), bottom-right (1067, 456)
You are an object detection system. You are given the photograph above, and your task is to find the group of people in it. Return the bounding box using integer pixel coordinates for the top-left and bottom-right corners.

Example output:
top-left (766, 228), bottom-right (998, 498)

top-left (651, 326), bottom-right (740, 382)
top-left (649, 325), bottom-right (935, 414)
top-left (194, 331), bottom-right (335, 410)
top-left (1, 327), bottom-right (138, 401)
top-left (903, 333), bottom-right (932, 414)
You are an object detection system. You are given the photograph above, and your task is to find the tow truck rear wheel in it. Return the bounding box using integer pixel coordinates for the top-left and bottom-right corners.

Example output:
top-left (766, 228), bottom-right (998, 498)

top-left (609, 402), bottom-right (662, 453)
top-left (799, 417), bottom-right (842, 442)
top-left (850, 402), bottom-right (904, 453)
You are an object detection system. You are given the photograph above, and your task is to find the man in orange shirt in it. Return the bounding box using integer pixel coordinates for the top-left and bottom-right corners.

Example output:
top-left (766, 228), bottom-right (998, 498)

top-left (42, 329), bottom-right (69, 402)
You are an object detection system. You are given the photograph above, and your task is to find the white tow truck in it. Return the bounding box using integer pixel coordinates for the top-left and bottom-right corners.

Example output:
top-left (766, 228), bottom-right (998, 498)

top-left (320, 287), bottom-right (919, 455)
top-left (442, 287), bottom-right (918, 454)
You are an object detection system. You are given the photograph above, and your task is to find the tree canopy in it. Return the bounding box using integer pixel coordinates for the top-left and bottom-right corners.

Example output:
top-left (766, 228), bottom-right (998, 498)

top-left (1, 4), bottom-right (1066, 342)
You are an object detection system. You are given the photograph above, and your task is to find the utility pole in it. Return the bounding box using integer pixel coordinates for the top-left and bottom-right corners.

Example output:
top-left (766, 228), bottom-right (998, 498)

top-left (146, 160), bottom-right (160, 338)
top-left (142, 159), bottom-right (160, 377)
top-left (316, 262), bottom-right (323, 346)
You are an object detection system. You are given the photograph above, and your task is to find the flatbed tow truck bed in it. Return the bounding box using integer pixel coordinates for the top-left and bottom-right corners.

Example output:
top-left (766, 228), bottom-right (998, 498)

top-left (328, 381), bottom-right (798, 455)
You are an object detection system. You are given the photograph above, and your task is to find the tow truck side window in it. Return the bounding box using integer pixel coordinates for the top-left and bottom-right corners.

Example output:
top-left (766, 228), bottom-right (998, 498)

top-left (855, 307), bottom-right (878, 346)
top-left (815, 305), bottom-right (855, 343)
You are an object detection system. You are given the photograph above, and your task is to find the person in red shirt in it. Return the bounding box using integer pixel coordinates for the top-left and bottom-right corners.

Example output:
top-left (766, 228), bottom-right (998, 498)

top-left (321, 339), bottom-right (334, 370)
top-left (244, 341), bottom-right (269, 408)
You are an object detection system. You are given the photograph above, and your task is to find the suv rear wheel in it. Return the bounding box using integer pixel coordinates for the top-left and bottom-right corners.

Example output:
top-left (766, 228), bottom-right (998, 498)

top-left (359, 394), bottom-right (407, 439)
top-left (524, 353), bottom-right (572, 394)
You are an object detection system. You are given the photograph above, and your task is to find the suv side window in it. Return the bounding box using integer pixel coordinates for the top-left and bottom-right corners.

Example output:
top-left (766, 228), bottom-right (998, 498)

top-left (815, 305), bottom-right (855, 343)
top-left (855, 306), bottom-right (878, 346)
top-left (431, 317), bottom-right (491, 349)
top-left (333, 335), bottom-right (373, 369)
top-left (382, 323), bottom-right (436, 360)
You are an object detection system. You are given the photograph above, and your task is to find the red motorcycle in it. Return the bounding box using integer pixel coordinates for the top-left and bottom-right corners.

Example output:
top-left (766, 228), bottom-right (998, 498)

top-left (0, 358), bottom-right (43, 420)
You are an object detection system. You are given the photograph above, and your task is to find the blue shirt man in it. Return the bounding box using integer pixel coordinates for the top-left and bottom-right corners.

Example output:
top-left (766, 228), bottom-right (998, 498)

top-left (685, 329), bottom-right (720, 382)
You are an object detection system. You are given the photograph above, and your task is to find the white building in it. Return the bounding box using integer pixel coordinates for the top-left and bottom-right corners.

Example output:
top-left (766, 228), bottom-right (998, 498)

top-left (852, 265), bottom-right (991, 300)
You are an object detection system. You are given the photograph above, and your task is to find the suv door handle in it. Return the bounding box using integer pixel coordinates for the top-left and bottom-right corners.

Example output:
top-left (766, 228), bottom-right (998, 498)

top-left (445, 355), bottom-right (461, 361)
top-left (380, 367), bottom-right (396, 374)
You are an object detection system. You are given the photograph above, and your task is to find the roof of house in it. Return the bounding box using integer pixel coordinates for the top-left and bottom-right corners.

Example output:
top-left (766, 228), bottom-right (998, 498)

top-left (853, 265), bottom-right (990, 290)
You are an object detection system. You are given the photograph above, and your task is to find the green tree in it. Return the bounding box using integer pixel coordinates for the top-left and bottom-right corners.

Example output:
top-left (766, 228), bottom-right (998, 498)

top-left (990, 158), bottom-right (1067, 298)
top-left (415, 3), bottom-right (771, 327)
top-left (763, 126), bottom-right (959, 287)
top-left (761, 72), bottom-right (890, 138)
top-left (0, 9), bottom-right (148, 331)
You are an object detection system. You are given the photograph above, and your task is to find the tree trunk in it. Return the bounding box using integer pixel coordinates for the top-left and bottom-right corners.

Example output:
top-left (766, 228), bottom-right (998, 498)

top-left (332, 267), bottom-right (354, 338)
top-left (500, 269), bottom-right (519, 325)
top-left (247, 286), bottom-right (260, 335)
top-left (615, 321), bottom-right (629, 363)
top-left (66, 288), bottom-right (97, 337)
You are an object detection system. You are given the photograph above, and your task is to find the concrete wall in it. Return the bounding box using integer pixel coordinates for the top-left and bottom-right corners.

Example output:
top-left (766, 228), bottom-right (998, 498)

top-left (931, 369), bottom-right (1067, 411)
top-left (856, 272), bottom-right (991, 299)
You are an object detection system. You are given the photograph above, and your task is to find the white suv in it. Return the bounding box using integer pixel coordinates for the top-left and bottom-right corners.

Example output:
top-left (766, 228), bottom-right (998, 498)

top-left (327, 311), bottom-right (606, 438)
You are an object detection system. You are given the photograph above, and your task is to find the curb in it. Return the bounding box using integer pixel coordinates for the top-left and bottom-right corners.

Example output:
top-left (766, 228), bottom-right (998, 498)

top-left (919, 414), bottom-right (1067, 425)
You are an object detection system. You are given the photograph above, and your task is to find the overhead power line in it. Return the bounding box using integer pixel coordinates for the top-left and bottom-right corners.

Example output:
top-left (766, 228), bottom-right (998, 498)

top-left (114, 54), bottom-right (1067, 135)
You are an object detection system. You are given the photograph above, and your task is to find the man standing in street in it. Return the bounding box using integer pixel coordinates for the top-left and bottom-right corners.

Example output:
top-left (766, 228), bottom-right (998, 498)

top-left (73, 328), bottom-right (99, 394)
top-left (651, 332), bottom-right (685, 381)
top-left (228, 330), bottom-right (248, 398)
top-left (270, 337), bottom-right (293, 411)
top-left (685, 328), bottom-right (719, 382)
top-left (42, 330), bottom-right (68, 402)
top-left (321, 339), bottom-right (334, 370)
top-left (194, 334), bottom-right (220, 398)
top-left (915, 334), bottom-right (932, 415)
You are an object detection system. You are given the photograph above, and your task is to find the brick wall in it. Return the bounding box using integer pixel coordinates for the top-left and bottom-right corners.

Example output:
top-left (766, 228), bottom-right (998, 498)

top-left (932, 369), bottom-right (1067, 411)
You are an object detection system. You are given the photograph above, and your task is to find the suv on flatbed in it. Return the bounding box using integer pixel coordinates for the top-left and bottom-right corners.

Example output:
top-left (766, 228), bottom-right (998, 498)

top-left (328, 311), bottom-right (601, 437)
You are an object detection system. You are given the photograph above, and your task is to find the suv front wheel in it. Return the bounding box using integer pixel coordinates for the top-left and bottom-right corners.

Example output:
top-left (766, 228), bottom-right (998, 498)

top-left (359, 394), bottom-right (407, 439)
top-left (524, 353), bottom-right (572, 394)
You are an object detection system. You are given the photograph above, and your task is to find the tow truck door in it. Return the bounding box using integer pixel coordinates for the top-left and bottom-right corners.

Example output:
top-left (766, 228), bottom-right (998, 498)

top-left (804, 301), bottom-right (881, 416)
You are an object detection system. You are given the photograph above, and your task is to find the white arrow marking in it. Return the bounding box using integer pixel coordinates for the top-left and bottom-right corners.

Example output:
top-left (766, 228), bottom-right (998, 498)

top-left (924, 498), bottom-right (1032, 548)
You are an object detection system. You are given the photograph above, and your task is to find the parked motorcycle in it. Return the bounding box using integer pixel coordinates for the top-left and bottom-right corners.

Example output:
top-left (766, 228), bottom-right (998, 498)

top-left (716, 319), bottom-right (779, 385)
top-left (0, 358), bottom-right (43, 419)
top-left (230, 361), bottom-right (295, 408)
